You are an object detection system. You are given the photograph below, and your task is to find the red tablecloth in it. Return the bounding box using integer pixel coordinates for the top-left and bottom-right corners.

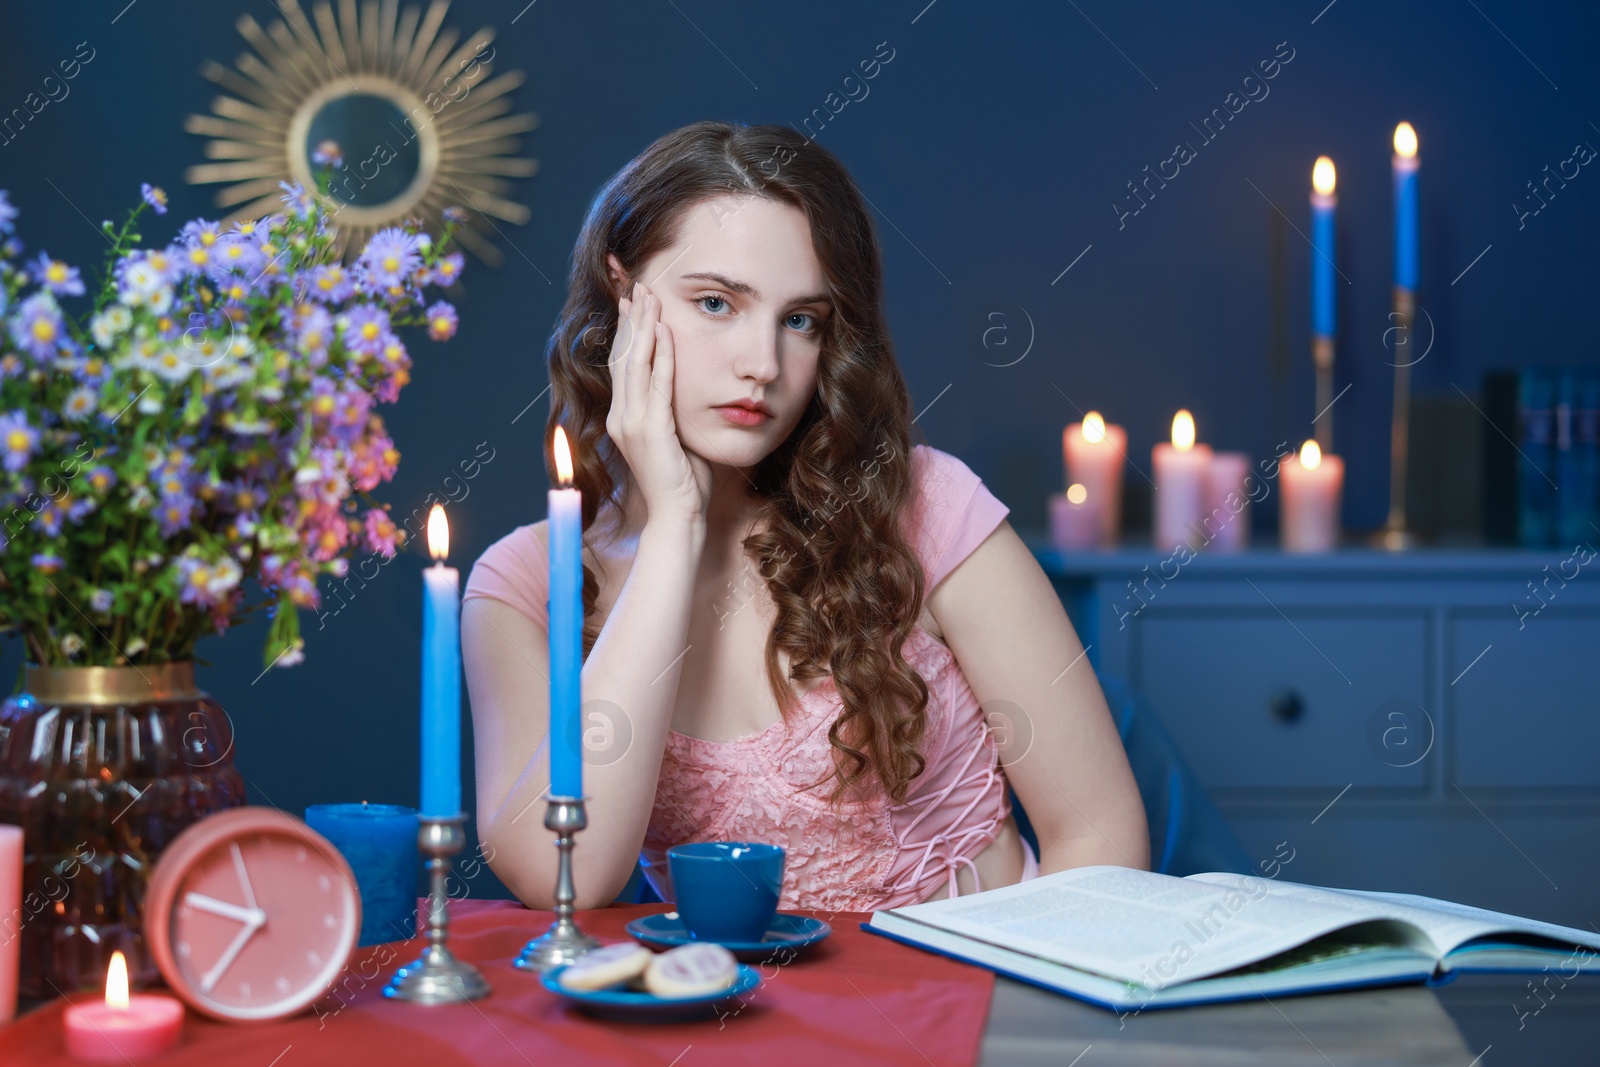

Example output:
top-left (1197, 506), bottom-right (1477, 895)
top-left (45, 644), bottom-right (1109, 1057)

top-left (1, 899), bottom-right (994, 1067)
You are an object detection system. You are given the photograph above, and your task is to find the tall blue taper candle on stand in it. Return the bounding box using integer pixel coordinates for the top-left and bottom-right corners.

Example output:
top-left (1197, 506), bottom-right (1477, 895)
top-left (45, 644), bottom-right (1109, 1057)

top-left (548, 425), bottom-right (583, 798)
top-left (512, 423), bottom-right (602, 973)
top-left (1310, 155), bottom-right (1338, 451)
top-left (421, 504), bottom-right (461, 817)
top-left (1380, 121), bottom-right (1420, 550)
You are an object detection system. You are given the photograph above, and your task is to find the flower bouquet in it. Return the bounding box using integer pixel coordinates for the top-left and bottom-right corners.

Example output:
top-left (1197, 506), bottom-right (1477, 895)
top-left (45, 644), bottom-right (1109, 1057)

top-left (0, 171), bottom-right (466, 672)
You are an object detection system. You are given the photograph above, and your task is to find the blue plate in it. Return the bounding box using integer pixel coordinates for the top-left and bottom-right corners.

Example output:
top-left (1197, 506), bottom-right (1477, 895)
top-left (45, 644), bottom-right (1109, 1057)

top-left (540, 961), bottom-right (761, 1022)
top-left (626, 911), bottom-right (832, 961)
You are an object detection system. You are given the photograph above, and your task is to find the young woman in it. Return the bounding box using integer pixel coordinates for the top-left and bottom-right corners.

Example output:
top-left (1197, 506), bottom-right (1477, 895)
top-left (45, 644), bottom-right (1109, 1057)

top-left (461, 120), bottom-right (1148, 914)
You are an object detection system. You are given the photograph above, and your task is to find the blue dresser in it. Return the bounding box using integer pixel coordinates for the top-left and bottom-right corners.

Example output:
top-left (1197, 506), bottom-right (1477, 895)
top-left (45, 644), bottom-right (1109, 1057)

top-left (1025, 533), bottom-right (1600, 929)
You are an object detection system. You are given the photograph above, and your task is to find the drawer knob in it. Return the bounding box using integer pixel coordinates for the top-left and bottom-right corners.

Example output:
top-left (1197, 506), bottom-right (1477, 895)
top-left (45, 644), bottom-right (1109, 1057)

top-left (1269, 689), bottom-right (1305, 724)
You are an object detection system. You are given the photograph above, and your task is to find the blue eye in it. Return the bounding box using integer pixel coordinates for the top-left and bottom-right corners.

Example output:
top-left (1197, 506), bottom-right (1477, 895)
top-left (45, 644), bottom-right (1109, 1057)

top-left (695, 295), bottom-right (729, 315)
top-left (787, 312), bottom-right (818, 333)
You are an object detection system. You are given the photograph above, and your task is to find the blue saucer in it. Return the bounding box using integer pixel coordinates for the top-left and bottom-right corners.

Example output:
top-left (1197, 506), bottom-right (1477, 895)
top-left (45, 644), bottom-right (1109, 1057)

top-left (626, 911), bottom-right (832, 961)
top-left (541, 962), bottom-right (761, 1022)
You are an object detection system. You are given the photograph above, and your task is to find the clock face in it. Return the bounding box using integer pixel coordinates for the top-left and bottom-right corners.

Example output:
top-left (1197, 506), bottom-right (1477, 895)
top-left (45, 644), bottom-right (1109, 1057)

top-left (147, 807), bottom-right (362, 1022)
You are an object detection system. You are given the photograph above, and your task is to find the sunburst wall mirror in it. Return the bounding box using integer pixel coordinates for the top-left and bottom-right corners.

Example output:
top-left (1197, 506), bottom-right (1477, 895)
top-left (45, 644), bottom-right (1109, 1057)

top-left (184, 0), bottom-right (537, 267)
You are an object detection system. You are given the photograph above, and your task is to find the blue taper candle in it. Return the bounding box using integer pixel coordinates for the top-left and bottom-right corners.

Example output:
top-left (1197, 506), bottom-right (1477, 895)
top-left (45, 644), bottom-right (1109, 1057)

top-left (548, 426), bottom-right (583, 798)
top-left (1310, 156), bottom-right (1337, 338)
top-left (1393, 122), bottom-right (1419, 291)
top-left (421, 504), bottom-right (462, 817)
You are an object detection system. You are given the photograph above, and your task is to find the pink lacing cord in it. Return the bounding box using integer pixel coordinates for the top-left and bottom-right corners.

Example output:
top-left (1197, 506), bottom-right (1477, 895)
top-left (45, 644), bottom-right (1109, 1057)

top-left (883, 729), bottom-right (1004, 901)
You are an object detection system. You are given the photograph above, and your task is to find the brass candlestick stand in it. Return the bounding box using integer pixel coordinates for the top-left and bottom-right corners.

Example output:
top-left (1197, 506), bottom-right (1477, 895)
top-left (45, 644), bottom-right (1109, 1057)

top-left (512, 795), bottom-right (602, 972)
top-left (383, 814), bottom-right (491, 1003)
top-left (1376, 286), bottom-right (1417, 551)
top-left (1312, 334), bottom-right (1335, 451)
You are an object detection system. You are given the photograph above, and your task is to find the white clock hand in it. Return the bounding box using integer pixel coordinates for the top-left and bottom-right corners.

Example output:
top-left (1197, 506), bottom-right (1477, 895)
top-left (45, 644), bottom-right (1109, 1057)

top-left (230, 841), bottom-right (259, 912)
top-left (183, 891), bottom-right (266, 926)
top-left (199, 913), bottom-right (262, 994)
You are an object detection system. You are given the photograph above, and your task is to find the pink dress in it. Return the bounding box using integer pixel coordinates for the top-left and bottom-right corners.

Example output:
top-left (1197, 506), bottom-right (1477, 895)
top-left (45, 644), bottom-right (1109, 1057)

top-left (463, 444), bottom-right (1041, 912)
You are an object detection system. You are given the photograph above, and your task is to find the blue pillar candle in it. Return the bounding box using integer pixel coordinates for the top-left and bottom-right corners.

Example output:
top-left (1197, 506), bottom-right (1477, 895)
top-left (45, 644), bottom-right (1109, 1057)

top-left (1310, 156), bottom-right (1337, 338)
top-left (305, 803), bottom-right (420, 947)
top-left (1392, 122), bottom-right (1419, 291)
top-left (421, 504), bottom-right (462, 817)
top-left (548, 426), bottom-right (584, 799)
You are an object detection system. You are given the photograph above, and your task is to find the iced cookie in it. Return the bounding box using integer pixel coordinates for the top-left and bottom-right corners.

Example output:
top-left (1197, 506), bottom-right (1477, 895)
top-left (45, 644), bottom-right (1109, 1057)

top-left (643, 941), bottom-right (740, 997)
top-left (556, 941), bottom-right (653, 991)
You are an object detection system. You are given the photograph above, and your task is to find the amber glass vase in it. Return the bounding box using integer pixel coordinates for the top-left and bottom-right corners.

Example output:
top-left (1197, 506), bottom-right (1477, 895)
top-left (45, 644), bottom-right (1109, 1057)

top-left (0, 662), bottom-right (246, 996)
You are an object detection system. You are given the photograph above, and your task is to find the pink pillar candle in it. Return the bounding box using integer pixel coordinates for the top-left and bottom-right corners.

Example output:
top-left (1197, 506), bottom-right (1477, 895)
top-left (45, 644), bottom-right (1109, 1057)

top-left (1063, 412), bottom-right (1127, 546)
top-left (64, 952), bottom-right (183, 1063)
top-left (1280, 440), bottom-right (1344, 552)
top-left (1049, 484), bottom-right (1100, 550)
top-left (1201, 452), bottom-right (1251, 551)
top-left (1152, 410), bottom-right (1212, 551)
top-left (0, 824), bottom-right (18, 1024)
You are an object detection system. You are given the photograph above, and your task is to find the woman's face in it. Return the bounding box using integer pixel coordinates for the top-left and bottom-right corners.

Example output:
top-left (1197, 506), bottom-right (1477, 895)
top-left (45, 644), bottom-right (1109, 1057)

top-left (608, 194), bottom-right (832, 474)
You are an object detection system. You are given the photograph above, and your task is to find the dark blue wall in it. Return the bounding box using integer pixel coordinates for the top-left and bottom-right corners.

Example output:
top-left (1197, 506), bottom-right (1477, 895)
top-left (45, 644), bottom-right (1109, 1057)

top-left (1, 1), bottom-right (1595, 897)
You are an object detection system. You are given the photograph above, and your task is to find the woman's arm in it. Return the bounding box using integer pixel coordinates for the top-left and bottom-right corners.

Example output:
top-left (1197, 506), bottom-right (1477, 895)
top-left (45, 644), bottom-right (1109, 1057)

top-left (927, 521), bottom-right (1151, 873)
top-left (462, 514), bottom-right (707, 909)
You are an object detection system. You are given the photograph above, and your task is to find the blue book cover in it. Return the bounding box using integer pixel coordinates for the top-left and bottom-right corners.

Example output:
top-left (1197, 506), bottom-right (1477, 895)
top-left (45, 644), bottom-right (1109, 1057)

top-left (1519, 366), bottom-right (1557, 547)
top-left (1559, 367), bottom-right (1600, 546)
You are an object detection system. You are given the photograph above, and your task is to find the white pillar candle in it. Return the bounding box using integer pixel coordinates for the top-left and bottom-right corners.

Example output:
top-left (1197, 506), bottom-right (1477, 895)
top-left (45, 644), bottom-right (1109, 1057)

top-left (1152, 410), bottom-right (1212, 551)
top-left (1049, 483), bottom-right (1099, 550)
top-left (1202, 451), bottom-right (1251, 551)
top-left (1281, 439), bottom-right (1344, 552)
top-left (1063, 411), bottom-right (1126, 546)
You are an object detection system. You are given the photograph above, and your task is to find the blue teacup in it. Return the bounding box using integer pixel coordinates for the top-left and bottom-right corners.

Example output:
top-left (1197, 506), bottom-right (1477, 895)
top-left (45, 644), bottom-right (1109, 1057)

top-left (667, 841), bottom-right (785, 943)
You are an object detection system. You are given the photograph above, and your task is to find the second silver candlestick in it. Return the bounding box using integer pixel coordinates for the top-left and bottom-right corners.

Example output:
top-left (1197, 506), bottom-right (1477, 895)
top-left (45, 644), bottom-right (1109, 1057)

top-left (512, 794), bottom-right (602, 972)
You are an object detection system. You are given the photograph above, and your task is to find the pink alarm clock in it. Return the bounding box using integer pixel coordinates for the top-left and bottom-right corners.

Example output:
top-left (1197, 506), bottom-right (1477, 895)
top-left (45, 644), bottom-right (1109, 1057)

top-left (145, 807), bottom-right (362, 1022)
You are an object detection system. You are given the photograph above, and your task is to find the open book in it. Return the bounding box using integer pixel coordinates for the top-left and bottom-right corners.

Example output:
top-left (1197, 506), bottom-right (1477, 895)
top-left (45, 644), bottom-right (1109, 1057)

top-left (862, 865), bottom-right (1600, 1012)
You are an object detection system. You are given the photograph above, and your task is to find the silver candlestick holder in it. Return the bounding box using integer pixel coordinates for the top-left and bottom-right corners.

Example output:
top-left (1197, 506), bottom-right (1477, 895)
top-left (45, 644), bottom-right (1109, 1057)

top-left (383, 813), bottom-right (492, 1003)
top-left (512, 795), bottom-right (602, 972)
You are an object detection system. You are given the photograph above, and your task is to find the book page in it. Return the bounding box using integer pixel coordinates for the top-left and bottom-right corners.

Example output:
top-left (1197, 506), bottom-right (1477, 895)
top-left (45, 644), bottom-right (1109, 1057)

top-left (880, 865), bottom-right (1420, 987)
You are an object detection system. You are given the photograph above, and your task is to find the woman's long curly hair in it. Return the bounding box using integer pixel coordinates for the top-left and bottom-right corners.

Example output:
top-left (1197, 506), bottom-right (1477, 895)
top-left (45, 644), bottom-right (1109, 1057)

top-left (545, 120), bottom-right (936, 808)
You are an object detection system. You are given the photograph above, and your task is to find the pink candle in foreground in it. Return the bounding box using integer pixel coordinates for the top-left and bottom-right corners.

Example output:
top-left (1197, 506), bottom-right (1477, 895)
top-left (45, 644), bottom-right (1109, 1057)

top-left (1063, 412), bottom-right (1126, 546)
top-left (1050, 483), bottom-right (1100, 550)
top-left (63, 951), bottom-right (183, 1063)
top-left (1202, 452), bottom-right (1251, 551)
top-left (1280, 439), bottom-right (1344, 552)
top-left (0, 824), bottom-right (18, 1024)
top-left (1152, 410), bottom-right (1212, 551)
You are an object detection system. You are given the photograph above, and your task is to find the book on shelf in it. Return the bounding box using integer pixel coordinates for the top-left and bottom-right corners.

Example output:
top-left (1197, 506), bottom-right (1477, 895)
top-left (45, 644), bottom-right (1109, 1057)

top-left (861, 865), bottom-right (1600, 1013)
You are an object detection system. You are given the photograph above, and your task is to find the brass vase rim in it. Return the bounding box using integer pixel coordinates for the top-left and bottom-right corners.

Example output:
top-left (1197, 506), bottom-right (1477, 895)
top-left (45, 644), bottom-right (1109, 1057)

top-left (22, 661), bottom-right (203, 704)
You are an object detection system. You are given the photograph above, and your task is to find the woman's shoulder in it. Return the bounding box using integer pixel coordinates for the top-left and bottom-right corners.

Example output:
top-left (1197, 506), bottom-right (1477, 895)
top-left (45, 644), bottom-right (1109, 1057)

top-left (902, 443), bottom-right (1010, 593)
top-left (462, 521), bottom-right (551, 623)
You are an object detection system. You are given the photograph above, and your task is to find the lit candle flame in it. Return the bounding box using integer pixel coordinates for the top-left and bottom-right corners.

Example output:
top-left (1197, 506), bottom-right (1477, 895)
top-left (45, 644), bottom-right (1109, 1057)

top-left (427, 503), bottom-right (449, 561)
top-left (1393, 122), bottom-right (1417, 159)
top-left (553, 425), bottom-right (574, 486)
top-left (1082, 411), bottom-right (1106, 443)
top-left (1300, 439), bottom-right (1323, 471)
top-left (1066, 483), bottom-right (1088, 505)
top-left (106, 950), bottom-right (129, 1011)
top-left (1312, 156), bottom-right (1336, 196)
top-left (1171, 410), bottom-right (1196, 452)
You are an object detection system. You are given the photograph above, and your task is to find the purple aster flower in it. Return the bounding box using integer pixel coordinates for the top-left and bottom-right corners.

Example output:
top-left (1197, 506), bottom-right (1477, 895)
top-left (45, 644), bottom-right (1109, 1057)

top-left (28, 252), bottom-right (85, 297)
top-left (357, 228), bottom-right (422, 290)
top-left (140, 183), bottom-right (168, 215)
top-left (182, 218), bottom-right (222, 249)
top-left (85, 465), bottom-right (117, 494)
top-left (279, 180), bottom-right (315, 220)
top-left (0, 354), bottom-right (24, 381)
top-left (425, 301), bottom-right (458, 341)
top-left (307, 264), bottom-right (354, 304)
top-left (1, 237), bottom-right (21, 259)
top-left (157, 491), bottom-right (196, 537)
top-left (429, 252), bottom-right (464, 287)
top-left (89, 588), bottom-right (114, 613)
top-left (67, 497), bottom-right (97, 525)
top-left (9, 292), bottom-right (64, 362)
top-left (291, 303), bottom-right (334, 362)
top-left (311, 140), bottom-right (344, 169)
top-left (32, 499), bottom-right (66, 538)
top-left (0, 191), bottom-right (16, 234)
top-left (114, 252), bottom-right (175, 311)
top-left (30, 552), bottom-right (64, 575)
top-left (340, 305), bottom-right (391, 357)
top-left (442, 206), bottom-right (466, 223)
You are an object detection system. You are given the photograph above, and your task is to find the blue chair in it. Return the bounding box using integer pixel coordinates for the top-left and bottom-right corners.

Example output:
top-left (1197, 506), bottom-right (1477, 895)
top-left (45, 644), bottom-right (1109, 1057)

top-left (613, 671), bottom-right (1252, 903)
